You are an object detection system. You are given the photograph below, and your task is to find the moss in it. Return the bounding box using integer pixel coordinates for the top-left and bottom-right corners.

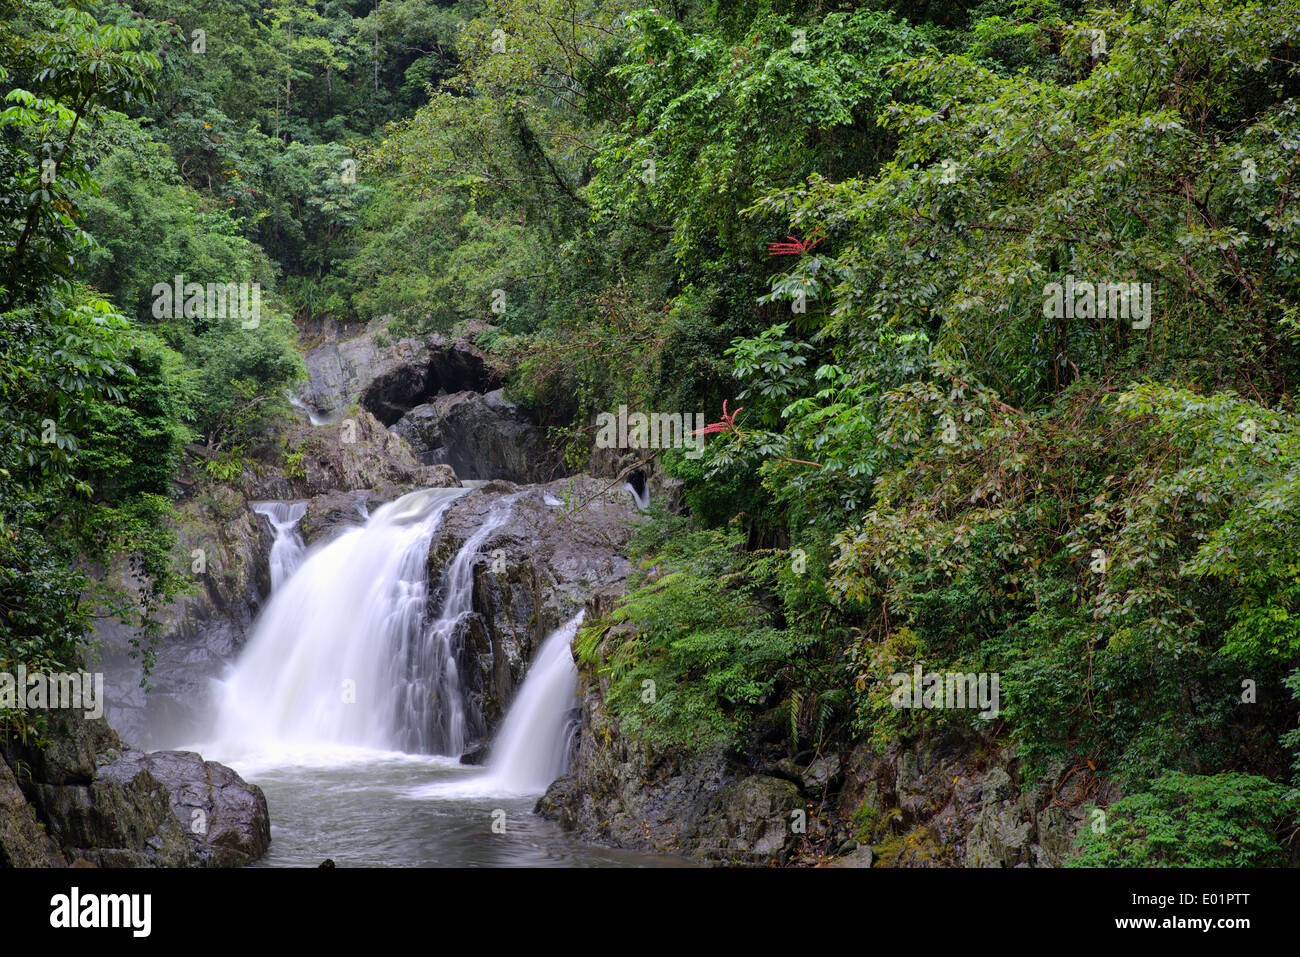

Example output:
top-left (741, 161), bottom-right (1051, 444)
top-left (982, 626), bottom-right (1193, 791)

top-left (874, 825), bottom-right (950, 867)
top-left (850, 798), bottom-right (902, 845)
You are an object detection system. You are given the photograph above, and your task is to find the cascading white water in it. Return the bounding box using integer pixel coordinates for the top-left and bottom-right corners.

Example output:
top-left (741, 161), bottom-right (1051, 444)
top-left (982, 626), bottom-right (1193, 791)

top-left (210, 484), bottom-right (585, 808)
top-left (208, 487), bottom-right (471, 761)
top-left (285, 391), bottom-right (333, 426)
top-left (410, 612), bottom-right (583, 799)
top-left (484, 612), bottom-right (583, 793)
top-left (624, 480), bottom-right (650, 512)
top-left (252, 501), bottom-right (307, 591)
top-left (396, 494), bottom-right (519, 755)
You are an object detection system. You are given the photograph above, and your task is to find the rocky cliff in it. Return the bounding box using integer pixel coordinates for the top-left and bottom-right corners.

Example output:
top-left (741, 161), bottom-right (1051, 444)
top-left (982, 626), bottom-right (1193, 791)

top-left (536, 604), bottom-right (1102, 868)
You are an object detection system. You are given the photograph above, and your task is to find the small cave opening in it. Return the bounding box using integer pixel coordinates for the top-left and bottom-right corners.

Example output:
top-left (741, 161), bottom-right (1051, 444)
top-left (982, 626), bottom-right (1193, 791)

top-left (360, 345), bottom-right (501, 426)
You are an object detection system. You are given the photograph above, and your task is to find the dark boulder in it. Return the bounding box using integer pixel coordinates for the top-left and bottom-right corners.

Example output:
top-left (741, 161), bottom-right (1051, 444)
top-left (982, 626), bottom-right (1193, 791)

top-left (1, 713), bottom-right (270, 868)
top-left (97, 750), bottom-right (270, 867)
top-left (392, 390), bottom-right (557, 484)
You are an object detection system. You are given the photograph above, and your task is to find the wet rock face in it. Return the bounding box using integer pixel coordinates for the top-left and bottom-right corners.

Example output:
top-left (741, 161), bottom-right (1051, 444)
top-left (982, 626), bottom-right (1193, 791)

top-left (295, 317), bottom-right (461, 421)
top-left (393, 390), bottom-right (557, 484)
top-left (540, 703), bottom-right (1097, 867)
top-left (95, 487), bottom-right (265, 749)
top-left (294, 312), bottom-right (502, 425)
top-left (0, 714), bottom-right (269, 868)
top-left (426, 476), bottom-right (642, 742)
top-left (298, 317), bottom-right (416, 419)
top-left (390, 403), bottom-right (444, 462)
top-left (700, 776), bottom-right (804, 858)
top-left (535, 660), bottom-right (807, 865)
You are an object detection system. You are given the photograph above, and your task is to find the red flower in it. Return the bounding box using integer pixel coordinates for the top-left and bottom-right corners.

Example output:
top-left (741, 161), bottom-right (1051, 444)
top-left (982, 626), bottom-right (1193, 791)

top-left (691, 399), bottom-right (743, 437)
top-left (766, 226), bottom-right (825, 256)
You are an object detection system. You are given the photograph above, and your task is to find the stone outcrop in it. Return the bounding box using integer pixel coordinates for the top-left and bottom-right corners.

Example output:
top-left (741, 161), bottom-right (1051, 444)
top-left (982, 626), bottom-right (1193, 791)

top-left (360, 338), bottom-right (500, 427)
top-left (426, 476), bottom-right (642, 744)
top-left (295, 315), bottom-right (502, 424)
top-left (0, 713), bottom-right (268, 868)
top-left (536, 710), bottom-right (808, 865)
top-left (296, 315), bottom-right (560, 483)
top-left (833, 735), bottom-right (1112, 867)
top-left (245, 409), bottom-right (460, 502)
top-left (0, 759), bottom-right (67, 867)
top-left (96, 749), bottom-right (270, 867)
top-left (392, 390), bottom-right (557, 484)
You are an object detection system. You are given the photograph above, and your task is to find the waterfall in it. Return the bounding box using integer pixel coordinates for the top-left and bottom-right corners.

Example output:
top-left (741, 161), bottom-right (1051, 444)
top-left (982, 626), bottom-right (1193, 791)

top-left (624, 480), bottom-right (650, 512)
top-left (208, 487), bottom-right (472, 760)
top-left (285, 391), bottom-right (332, 426)
top-left (209, 484), bottom-right (581, 802)
top-left (252, 501), bottom-right (307, 591)
top-left (410, 612), bottom-right (583, 798)
top-left (484, 612), bottom-right (583, 793)
top-left (396, 494), bottom-right (518, 755)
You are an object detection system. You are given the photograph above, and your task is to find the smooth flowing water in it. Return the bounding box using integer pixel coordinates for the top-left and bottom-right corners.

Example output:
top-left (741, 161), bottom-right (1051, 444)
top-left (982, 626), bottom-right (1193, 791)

top-left (208, 488), bottom-right (473, 759)
top-left (286, 391), bottom-right (337, 426)
top-left (194, 488), bottom-right (678, 867)
top-left (251, 500), bottom-right (307, 591)
top-left (624, 478), bottom-right (650, 512)
top-left (467, 613), bottom-right (583, 795)
top-left (485, 613), bottom-right (583, 792)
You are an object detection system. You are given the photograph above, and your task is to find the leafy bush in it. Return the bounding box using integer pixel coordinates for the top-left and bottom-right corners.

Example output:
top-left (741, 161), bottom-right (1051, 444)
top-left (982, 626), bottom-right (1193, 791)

top-left (579, 522), bottom-right (828, 749)
top-left (1070, 772), bottom-right (1293, 867)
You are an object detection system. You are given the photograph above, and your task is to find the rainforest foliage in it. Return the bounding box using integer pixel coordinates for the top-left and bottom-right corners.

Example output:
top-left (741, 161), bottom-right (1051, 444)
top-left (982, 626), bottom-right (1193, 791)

top-left (3, 0), bottom-right (1300, 863)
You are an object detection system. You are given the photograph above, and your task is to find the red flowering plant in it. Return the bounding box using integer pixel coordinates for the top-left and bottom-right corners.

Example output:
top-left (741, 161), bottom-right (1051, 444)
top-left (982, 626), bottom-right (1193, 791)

top-left (691, 398), bottom-right (744, 438)
top-left (691, 397), bottom-right (830, 478)
top-left (765, 226), bottom-right (826, 256)
top-left (757, 221), bottom-right (834, 314)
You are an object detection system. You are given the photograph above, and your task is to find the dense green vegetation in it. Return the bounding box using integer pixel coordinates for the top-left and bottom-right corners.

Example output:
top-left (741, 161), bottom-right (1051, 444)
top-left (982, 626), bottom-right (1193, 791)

top-left (1069, 771), bottom-right (1292, 867)
top-left (3, 0), bottom-right (1299, 864)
